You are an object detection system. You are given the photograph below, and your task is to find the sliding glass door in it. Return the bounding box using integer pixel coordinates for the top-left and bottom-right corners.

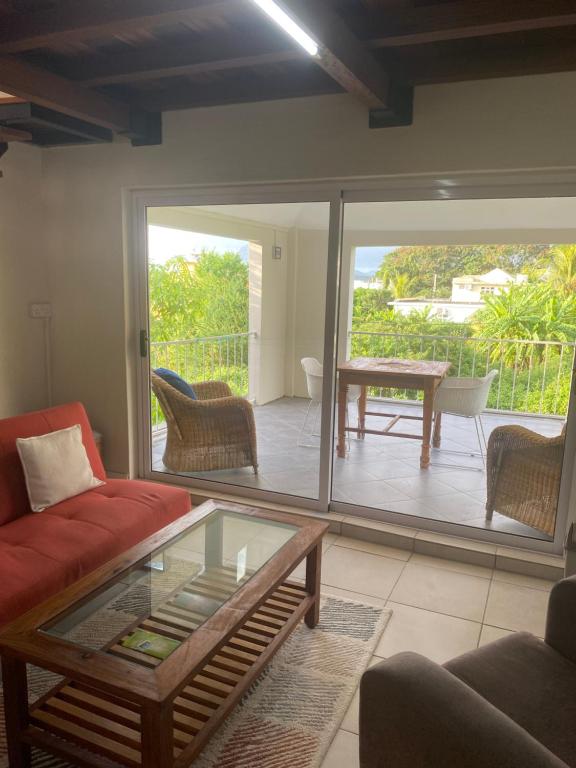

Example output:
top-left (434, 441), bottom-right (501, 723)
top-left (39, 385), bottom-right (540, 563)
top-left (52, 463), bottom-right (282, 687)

top-left (331, 197), bottom-right (576, 547)
top-left (135, 184), bottom-right (576, 554)
top-left (143, 201), bottom-right (332, 504)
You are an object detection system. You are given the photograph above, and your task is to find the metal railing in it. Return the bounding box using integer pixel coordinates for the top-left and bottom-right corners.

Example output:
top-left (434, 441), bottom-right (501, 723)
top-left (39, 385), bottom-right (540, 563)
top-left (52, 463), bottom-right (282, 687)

top-left (349, 330), bottom-right (576, 417)
top-left (150, 332), bottom-right (253, 429)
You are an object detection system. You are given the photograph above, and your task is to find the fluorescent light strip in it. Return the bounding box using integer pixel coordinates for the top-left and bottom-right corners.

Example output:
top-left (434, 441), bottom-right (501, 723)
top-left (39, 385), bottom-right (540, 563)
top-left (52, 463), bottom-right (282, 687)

top-left (251, 0), bottom-right (319, 56)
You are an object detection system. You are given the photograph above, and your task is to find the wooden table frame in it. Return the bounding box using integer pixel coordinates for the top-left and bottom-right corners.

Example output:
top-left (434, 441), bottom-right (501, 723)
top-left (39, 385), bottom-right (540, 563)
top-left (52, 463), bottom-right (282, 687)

top-left (0, 500), bottom-right (328, 768)
top-left (337, 358), bottom-right (451, 469)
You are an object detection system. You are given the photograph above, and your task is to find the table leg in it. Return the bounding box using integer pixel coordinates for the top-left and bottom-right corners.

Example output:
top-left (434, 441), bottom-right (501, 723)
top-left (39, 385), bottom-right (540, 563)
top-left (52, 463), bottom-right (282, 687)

top-left (421, 385), bottom-right (434, 469)
top-left (358, 386), bottom-right (367, 439)
top-left (141, 703), bottom-right (173, 768)
top-left (1, 656), bottom-right (31, 768)
top-left (337, 381), bottom-right (348, 458)
top-left (305, 543), bottom-right (322, 628)
top-left (432, 410), bottom-right (442, 448)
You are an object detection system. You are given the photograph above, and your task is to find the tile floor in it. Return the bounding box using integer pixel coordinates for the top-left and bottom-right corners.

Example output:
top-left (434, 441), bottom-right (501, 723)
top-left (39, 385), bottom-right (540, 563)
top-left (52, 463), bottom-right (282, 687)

top-left (311, 533), bottom-right (556, 768)
top-left (152, 397), bottom-right (564, 541)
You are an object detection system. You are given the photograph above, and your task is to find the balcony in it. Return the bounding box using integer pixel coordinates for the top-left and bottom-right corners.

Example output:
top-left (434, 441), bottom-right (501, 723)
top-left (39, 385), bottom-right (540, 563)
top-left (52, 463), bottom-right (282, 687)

top-left (150, 331), bottom-right (572, 541)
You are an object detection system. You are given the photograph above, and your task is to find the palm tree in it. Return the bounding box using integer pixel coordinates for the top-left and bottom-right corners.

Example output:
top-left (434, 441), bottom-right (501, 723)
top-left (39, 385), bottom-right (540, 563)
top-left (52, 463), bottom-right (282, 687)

top-left (472, 282), bottom-right (576, 365)
top-left (542, 244), bottom-right (576, 294)
top-left (387, 272), bottom-right (414, 299)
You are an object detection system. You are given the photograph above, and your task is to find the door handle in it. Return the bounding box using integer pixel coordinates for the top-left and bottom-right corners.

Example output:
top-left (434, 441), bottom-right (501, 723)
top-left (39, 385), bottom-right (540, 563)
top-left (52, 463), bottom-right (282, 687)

top-left (139, 329), bottom-right (149, 358)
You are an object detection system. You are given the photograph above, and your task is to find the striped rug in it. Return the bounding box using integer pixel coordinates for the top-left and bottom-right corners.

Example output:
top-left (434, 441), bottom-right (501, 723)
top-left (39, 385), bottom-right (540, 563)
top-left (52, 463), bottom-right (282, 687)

top-left (0, 596), bottom-right (391, 768)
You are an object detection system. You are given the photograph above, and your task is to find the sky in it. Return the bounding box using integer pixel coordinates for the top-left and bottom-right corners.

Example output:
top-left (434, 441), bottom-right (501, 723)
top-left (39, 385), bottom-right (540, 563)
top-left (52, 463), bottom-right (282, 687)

top-left (148, 225), bottom-right (398, 275)
top-left (147, 225), bottom-right (246, 265)
top-left (355, 246), bottom-right (398, 274)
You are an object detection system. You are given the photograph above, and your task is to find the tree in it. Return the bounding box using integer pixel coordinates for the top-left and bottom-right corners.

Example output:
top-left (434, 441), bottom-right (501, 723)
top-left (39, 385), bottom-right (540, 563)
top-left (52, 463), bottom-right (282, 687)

top-left (542, 244), bottom-right (576, 295)
top-left (352, 287), bottom-right (393, 324)
top-left (185, 250), bottom-right (249, 337)
top-left (375, 244), bottom-right (552, 298)
top-left (149, 250), bottom-right (248, 342)
top-left (386, 272), bottom-right (415, 299)
top-left (149, 256), bottom-right (197, 342)
top-left (471, 282), bottom-right (576, 364)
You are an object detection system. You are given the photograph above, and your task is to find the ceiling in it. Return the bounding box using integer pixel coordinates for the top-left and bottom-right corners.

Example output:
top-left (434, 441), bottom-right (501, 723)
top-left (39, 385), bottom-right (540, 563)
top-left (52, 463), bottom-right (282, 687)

top-left (159, 198), bottom-right (576, 233)
top-left (0, 0), bottom-right (575, 148)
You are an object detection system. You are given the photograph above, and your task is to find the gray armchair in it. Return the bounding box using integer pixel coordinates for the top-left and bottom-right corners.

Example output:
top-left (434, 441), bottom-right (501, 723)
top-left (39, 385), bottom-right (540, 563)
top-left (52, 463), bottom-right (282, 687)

top-left (360, 575), bottom-right (576, 768)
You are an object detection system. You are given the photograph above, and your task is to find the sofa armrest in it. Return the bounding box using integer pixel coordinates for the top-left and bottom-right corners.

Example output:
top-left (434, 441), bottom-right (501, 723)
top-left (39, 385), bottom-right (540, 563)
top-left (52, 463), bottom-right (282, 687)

top-left (360, 653), bottom-right (568, 768)
top-left (546, 575), bottom-right (576, 665)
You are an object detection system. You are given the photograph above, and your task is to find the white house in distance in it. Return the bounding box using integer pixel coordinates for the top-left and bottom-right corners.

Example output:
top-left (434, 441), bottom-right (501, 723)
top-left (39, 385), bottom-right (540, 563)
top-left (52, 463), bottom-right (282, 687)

top-left (451, 267), bottom-right (528, 302)
top-left (390, 268), bottom-right (527, 321)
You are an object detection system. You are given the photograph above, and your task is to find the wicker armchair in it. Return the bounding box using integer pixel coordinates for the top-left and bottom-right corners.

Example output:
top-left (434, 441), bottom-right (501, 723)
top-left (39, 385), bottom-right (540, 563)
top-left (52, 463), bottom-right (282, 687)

top-left (151, 372), bottom-right (258, 474)
top-left (486, 424), bottom-right (566, 537)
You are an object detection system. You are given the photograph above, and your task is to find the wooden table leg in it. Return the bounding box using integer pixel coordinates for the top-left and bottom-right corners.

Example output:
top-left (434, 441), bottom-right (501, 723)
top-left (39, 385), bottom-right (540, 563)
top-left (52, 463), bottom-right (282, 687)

top-left (141, 702), bottom-right (173, 768)
top-left (358, 386), bottom-right (367, 439)
top-left (433, 410), bottom-right (442, 448)
top-left (305, 543), bottom-right (322, 628)
top-left (337, 380), bottom-right (348, 458)
top-left (1, 656), bottom-right (31, 768)
top-left (421, 385), bottom-right (434, 469)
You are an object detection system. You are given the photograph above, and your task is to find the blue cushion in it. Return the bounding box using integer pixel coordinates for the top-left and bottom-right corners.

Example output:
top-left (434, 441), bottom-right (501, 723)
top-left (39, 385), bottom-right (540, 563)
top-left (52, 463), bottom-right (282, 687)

top-left (154, 368), bottom-right (197, 400)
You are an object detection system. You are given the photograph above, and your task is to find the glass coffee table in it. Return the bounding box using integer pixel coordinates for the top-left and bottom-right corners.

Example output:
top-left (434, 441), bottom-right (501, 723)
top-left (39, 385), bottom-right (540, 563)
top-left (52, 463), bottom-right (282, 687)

top-left (0, 500), bottom-right (328, 768)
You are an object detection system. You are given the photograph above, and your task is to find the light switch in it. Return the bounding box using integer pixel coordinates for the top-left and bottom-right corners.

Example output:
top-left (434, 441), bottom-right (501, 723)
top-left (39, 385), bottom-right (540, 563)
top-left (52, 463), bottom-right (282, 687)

top-left (29, 302), bottom-right (52, 319)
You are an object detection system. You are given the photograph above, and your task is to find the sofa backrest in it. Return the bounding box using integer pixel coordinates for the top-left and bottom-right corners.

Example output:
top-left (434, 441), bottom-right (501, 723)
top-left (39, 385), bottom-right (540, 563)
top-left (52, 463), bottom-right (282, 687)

top-left (0, 402), bottom-right (106, 526)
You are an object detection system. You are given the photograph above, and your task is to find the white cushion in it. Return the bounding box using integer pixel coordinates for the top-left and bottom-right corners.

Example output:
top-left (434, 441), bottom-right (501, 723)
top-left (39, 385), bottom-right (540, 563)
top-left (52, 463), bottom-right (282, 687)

top-left (16, 424), bottom-right (104, 512)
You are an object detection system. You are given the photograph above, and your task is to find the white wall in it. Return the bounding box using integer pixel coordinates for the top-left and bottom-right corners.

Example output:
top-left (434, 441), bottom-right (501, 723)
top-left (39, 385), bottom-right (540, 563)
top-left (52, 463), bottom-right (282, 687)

top-left (39, 73), bottom-right (576, 474)
top-left (0, 143), bottom-right (49, 417)
top-left (285, 229), bottom-right (329, 398)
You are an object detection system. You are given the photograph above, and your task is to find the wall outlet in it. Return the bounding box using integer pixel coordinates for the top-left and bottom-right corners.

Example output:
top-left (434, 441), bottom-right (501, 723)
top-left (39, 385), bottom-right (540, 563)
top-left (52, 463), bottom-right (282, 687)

top-left (29, 302), bottom-right (52, 319)
top-left (272, 245), bottom-right (282, 260)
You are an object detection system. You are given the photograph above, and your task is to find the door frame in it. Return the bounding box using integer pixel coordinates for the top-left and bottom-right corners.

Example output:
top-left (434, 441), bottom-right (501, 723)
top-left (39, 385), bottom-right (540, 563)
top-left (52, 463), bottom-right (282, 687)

top-left (128, 169), bottom-right (576, 554)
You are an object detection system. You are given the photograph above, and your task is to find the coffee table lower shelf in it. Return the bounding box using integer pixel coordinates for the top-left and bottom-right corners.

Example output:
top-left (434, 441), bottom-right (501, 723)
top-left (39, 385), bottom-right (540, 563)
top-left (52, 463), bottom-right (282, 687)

top-left (22, 580), bottom-right (312, 768)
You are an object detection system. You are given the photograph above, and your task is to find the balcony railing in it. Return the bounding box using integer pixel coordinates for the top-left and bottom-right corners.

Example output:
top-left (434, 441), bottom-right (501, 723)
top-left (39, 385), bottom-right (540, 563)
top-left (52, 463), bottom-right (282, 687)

top-left (150, 332), bottom-right (253, 428)
top-left (349, 330), bottom-right (575, 417)
top-left (149, 330), bottom-right (574, 432)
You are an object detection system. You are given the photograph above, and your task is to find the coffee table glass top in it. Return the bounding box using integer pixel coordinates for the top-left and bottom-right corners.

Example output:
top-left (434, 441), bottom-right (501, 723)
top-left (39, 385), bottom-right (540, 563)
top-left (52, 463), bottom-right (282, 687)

top-left (40, 509), bottom-right (299, 663)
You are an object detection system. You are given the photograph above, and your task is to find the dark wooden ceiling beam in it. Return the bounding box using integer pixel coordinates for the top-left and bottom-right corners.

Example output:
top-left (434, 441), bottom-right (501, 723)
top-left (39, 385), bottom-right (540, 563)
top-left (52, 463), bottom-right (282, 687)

top-left (0, 55), bottom-right (160, 143)
top-left (0, 102), bottom-right (113, 144)
top-left (0, 125), bottom-right (31, 142)
top-left (272, 0), bottom-right (390, 109)
top-left (264, 0), bottom-right (412, 125)
top-left (71, 36), bottom-right (303, 87)
top-left (363, 0), bottom-right (576, 49)
top-left (0, 0), bottom-right (244, 54)
top-left (0, 54), bottom-right (131, 130)
top-left (136, 65), bottom-right (343, 111)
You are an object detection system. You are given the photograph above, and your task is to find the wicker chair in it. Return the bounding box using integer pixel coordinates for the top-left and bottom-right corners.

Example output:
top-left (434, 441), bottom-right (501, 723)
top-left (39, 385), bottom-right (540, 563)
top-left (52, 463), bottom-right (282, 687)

top-left (486, 424), bottom-right (566, 537)
top-left (151, 372), bottom-right (258, 474)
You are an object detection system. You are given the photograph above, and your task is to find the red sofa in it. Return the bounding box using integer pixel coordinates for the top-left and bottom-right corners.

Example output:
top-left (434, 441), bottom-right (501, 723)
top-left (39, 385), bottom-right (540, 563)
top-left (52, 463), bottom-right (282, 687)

top-left (0, 402), bottom-right (191, 628)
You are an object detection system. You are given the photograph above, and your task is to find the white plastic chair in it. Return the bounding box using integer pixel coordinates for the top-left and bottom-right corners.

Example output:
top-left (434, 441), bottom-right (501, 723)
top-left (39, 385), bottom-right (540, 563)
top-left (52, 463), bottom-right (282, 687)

top-left (432, 369), bottom-right (498, 468)
top-left (299, 357), bottom-right (361, 448)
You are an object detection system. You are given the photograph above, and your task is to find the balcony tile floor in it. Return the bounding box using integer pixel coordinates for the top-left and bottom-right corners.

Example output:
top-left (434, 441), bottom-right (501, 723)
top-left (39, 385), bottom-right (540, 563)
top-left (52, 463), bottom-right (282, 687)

top-left (302, 535), bottom-right (555, 767)
top-left (152, 397), bottom-right (564, 541)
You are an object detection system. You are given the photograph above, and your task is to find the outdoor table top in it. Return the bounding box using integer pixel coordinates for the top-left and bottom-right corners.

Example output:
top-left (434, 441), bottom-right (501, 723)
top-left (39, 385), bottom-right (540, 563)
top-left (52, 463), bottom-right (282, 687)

top-left (338, 357), bottom-right (451, 378)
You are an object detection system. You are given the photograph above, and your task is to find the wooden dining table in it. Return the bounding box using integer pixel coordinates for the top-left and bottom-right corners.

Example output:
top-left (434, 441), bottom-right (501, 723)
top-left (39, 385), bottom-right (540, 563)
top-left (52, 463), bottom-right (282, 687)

top-left (337, 357), bottom-right (451, 469)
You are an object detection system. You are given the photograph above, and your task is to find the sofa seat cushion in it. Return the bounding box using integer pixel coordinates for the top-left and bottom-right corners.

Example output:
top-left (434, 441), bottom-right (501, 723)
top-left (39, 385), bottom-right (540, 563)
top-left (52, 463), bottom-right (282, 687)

top-left (0, 479), bottom-right (190, 627)
top-left (445, 632), bottom-right (576, 767)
